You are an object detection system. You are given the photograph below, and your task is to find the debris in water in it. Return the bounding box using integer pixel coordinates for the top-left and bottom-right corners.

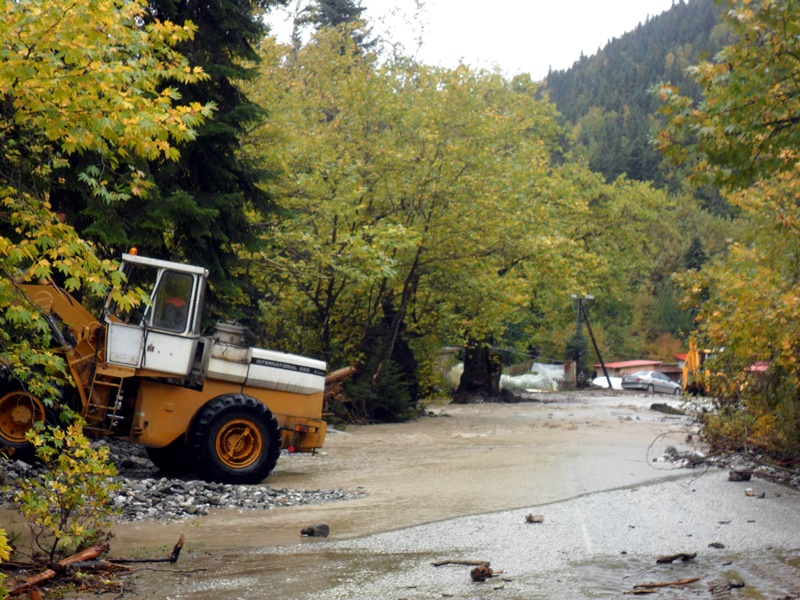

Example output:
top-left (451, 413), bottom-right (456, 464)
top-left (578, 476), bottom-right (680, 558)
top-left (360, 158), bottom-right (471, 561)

top-left (300, 523), bottom-right (330, 537)
top-left (650, 403), bottom-right (686, 415)
top-left (524, 513), bottom-right (544, 524)
top-left (709, 577), bottom-right (745, 597)
top-left (656, 552), bottom-right (696, 564)
top-left (728, 467), bottom-right (753, 482)
top-left (470, 565), bottom-right (503, 582)
top-left (432, 559), bottom-right (489, 567)
top-left (626, 576), bottom-right (701, 594)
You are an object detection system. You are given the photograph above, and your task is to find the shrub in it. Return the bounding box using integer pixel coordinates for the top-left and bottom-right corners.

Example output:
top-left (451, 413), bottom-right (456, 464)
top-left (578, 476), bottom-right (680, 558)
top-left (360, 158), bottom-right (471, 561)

top-left (0, 528), bottom-right (9, 599)
top-left (16, 421), bottom-right (119, 562)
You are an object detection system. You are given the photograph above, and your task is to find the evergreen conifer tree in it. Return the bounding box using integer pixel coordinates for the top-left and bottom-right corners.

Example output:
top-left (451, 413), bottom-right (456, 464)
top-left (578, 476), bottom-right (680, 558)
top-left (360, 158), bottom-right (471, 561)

top-left (312, 0), bottom-right (365, 26)
top-left (52, 0), bottom-right (279, 322)
top-left (304, 0), bottom-right (372, 49)
top-left (683, 237), bottom-right (708, 271)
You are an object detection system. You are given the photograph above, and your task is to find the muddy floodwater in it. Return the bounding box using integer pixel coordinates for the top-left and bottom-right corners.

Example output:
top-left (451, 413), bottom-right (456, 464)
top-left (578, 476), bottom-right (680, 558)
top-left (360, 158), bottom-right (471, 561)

top-left (115, 392), bottom-right (690, 551)
top-left (25, 391), bottom-right (800, 598)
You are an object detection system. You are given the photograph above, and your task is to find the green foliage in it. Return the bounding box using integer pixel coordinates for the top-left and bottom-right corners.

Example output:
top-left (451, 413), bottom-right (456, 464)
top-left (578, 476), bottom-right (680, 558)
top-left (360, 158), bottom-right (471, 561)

top-left (701, 360), bottom-right (800, 459)
top-left (565, 329), bottom-right (590, 385)
top-left (657, 0), bottom-right (800, 190)
top-left (682, 237), bottom-right (708, 271)
top-left (15, 422), bottom-right (119, 562)
top-left (0, 0), bottom-right (210, 396)
top-left (0, 0), bottom-right (212, 169)
top-left (292, 0), bottom-right (373, 50)
top-left (50, 0), bottom-right (275, 324)
top-left (660, 1), bottom-right (800, 460)
top-left (345, 360), bottom-right (414, 423)
top-left (0, 0), bottom-right (208, 566)
top-left (310, 0), bottom-right (366, 27)
top-left (246, 27), bottom-right (599, 419)
top-left (0, 528), bottom-right (8, 598)
top-left (654, 279), bottom-right (694, 337)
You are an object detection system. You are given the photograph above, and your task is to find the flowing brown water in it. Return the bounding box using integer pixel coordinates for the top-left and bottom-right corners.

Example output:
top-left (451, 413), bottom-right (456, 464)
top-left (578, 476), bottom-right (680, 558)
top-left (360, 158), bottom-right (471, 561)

top-left (7, 392), bottom-right (797, 598)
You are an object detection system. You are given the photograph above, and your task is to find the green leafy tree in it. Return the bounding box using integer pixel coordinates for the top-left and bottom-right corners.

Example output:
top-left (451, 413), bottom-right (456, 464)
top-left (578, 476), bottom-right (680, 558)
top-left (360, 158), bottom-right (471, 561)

top-left (657, 0), bottom-right (800, 189)
top-left (246, 29), bottom-right (591, 416)
top-left (1, 0), bottom-right (212, 404)
top-left (660, 0), bottom-right (800, 458)
top-left (51, 0), bottom-right (278, 322)
top-left (1, 0), bottom-right (210, 558)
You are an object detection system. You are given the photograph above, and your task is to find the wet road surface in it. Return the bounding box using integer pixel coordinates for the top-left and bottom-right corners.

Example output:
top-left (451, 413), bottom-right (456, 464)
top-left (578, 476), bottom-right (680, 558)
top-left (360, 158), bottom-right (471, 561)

top-left (114, 392), bottom-right (800, 598)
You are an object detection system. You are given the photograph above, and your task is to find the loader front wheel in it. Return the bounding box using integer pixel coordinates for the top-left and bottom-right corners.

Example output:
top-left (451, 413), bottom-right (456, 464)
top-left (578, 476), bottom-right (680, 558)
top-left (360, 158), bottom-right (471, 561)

top-left (0, 388), bottom-right (46, 462)
top-left (189, 394), bottom-right (281, 484)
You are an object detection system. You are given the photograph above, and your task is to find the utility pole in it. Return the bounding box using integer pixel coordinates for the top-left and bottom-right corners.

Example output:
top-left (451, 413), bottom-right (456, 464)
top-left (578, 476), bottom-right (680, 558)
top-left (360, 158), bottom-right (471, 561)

top-left (571, 294), bottom-right (613, 390)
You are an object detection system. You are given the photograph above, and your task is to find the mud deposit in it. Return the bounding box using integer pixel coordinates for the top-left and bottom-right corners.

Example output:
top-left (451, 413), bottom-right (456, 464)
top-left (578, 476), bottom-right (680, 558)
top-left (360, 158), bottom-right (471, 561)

top-left (115, 391), bottom-right (691, 552)
top-left (11, 391), bottom-right (800, 598)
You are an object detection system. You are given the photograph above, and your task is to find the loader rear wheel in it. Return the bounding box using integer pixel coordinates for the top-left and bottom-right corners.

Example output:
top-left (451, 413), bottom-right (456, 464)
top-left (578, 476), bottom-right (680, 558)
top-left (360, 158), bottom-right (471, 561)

top-left (0, 387), bottom-right (47, 462)
top-left (189, 394), bottom-right (281, 484)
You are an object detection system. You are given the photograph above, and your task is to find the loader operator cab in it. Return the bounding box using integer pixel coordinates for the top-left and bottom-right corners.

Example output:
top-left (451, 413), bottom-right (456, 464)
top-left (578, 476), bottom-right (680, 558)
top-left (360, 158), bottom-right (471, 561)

top-left (104, 253), bottom-right (208, 377)
top-left (152, 271), bottom-right (193, 333)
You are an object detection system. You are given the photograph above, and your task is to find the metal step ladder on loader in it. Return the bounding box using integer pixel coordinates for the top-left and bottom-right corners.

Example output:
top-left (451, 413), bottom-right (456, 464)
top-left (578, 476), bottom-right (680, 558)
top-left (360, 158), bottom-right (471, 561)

top-left (1, 251), bottom-right (328, 485)
top-left (83, 366), bottom-right (130, 434)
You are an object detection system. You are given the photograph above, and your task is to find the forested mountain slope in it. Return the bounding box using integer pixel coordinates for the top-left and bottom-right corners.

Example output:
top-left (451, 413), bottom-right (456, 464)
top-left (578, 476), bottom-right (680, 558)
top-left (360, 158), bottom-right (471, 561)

top-left (544, 0), bottom-right (723, 186)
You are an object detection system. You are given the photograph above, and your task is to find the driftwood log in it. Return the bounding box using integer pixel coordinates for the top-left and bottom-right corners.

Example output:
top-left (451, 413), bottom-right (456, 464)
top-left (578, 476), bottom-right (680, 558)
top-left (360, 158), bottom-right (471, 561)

top-left (634, 577), bottom-right (701, 589)
top-left (8, 542), bottom-right (107, 596)
top-left (6, 535), bottom-right (186, 597)
top-left (656, 552), bottom-right (696, 564)
top-left (108, 535), bottom-right (186, 564)
top-left (432, 559), bottom-right (490, 567)
top-left (325, 366), bottom-right (357, 385)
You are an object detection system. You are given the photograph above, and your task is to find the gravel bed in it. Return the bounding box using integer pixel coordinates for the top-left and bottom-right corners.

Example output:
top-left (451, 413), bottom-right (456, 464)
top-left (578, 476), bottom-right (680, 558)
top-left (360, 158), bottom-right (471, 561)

top-left (0, 439), bottom-right (366, 523)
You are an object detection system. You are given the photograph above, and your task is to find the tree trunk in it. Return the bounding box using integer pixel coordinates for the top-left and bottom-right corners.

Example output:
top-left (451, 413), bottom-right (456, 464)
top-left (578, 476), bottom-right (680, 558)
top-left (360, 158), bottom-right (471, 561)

top-left (454, 339), bottom-right (502, 403)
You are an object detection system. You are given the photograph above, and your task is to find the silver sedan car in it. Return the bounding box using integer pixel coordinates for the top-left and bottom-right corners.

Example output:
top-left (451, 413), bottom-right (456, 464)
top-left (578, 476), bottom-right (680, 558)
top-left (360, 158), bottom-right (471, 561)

top-left (620, 370), bottom-right (681, 395)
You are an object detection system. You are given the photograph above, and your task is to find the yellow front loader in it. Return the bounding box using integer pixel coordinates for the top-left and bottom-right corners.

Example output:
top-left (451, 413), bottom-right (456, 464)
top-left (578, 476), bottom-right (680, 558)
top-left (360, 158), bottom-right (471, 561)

top-left (0, 253), bottom-right (327, 484)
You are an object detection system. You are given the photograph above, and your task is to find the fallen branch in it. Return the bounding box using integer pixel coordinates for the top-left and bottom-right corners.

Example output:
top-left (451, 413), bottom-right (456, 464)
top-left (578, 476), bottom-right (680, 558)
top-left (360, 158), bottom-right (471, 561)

top-left (8, 542), bottom-right (107, 596)
top-left (656, 552), bottom-right (696, 564)
top-left (62, 560), bottom-right (131, 573)
top-left (432, 559), bottom-right (490, 567)
top-left (325, 366), bottom-right (357, 385)
top-left (109, 535), bottom-right (185, 564)
top-left (634, 577), bottom-right (701, 589)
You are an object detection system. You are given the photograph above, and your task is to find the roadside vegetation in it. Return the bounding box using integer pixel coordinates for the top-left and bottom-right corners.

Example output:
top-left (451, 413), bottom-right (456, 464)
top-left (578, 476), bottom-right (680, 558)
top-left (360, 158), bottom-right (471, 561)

top-left (657, 0), bottom-right (800, 461)
top-left (1, 0), bottom-right (800, 593)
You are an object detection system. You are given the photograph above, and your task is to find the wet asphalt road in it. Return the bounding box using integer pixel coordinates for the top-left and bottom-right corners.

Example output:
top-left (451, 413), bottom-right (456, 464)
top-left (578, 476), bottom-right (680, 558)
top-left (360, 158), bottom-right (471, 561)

top-left (209, 470), bottom-right (800, 599)
top-left (120, 393), bottom-right (800, 599)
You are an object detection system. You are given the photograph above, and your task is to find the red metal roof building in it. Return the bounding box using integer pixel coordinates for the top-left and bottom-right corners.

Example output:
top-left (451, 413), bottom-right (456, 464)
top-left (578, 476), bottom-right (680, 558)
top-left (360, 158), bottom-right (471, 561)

top-left (592, 360), bottom-right (662, 377)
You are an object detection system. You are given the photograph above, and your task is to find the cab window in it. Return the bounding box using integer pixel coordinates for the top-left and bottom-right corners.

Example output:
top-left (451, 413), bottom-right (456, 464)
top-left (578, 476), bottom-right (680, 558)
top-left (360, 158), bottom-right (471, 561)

top-left (152, 271), bottom-right (193, 332)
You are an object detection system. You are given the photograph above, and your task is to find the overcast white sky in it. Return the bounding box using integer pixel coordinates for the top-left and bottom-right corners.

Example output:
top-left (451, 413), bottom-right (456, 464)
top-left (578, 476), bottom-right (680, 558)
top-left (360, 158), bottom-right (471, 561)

top-left (268, 0), bottom-right (678, 80)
